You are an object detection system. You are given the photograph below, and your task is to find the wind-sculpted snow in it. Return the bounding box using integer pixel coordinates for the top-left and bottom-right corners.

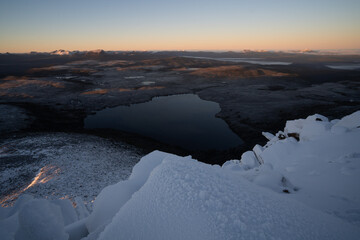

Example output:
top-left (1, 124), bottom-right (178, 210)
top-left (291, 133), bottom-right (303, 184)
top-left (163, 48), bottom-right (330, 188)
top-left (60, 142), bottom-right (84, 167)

top-left (223, 111), bottom-right (360, 227)
top-left (86, 151), bottom-right (169, 234)
top-left (1, 111), bottom-right (360, 239)
top-left (98, 154), bottom-right (360, 240)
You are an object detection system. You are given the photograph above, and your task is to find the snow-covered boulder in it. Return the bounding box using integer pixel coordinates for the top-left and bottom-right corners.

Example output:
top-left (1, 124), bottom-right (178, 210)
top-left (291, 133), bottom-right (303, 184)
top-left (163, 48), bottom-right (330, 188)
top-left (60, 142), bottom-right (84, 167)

top-left (284, 113), bottom-right (332, 141)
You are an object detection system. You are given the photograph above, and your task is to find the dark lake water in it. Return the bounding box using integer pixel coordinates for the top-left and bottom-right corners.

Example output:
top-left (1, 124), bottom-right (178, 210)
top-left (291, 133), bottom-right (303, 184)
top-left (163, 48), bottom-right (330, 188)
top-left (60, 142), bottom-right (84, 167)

top-left (84, 94), bottom-right (243, 150)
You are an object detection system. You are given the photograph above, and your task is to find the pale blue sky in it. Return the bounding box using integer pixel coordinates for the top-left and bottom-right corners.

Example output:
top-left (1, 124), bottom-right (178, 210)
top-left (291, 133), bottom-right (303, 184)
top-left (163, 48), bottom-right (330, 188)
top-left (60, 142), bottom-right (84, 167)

top-left (1, 0), bottom-right (359, 52)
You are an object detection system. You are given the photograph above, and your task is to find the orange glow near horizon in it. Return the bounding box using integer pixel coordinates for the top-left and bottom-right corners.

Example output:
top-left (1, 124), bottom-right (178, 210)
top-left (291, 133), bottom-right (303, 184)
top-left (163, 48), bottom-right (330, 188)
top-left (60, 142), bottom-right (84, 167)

top-left (1, 0), bottom-right (360, 53)
top-left (1, 24), bottom-right (360, 53)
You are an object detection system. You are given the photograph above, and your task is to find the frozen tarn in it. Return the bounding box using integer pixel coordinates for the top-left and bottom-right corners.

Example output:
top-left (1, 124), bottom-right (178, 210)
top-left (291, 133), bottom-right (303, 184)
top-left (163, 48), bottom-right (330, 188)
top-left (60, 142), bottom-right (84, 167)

top-left (326, 63), bottom-right (360, 70)
top-left (223, 111), bottom-right (360, 227)
top-left (183, 56), bottom-right (292, 65)
top-left (97, 153), bottom-right (360, 240)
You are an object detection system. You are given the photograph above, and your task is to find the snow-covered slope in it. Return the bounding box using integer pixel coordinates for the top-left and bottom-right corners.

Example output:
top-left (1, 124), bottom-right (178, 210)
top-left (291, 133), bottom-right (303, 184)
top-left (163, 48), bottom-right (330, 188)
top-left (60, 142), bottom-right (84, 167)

top-left (1, 111), bottom-right (360, 239)
top-left (96, 152), bottom-right (359, 240)
top-left (223, 111), bottom-right (360, 227)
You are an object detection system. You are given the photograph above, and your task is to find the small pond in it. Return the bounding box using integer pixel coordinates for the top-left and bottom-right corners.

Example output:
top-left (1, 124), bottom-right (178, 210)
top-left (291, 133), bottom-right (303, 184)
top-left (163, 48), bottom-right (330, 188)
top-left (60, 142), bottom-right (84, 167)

top-left (84, 94), bottom-right (243, 150)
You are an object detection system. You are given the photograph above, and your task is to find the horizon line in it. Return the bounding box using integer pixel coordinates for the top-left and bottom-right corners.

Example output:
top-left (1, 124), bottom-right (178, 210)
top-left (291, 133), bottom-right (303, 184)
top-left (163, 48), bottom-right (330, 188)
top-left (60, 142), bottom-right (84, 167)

top-left (2, 48), bottom-right (360, 55)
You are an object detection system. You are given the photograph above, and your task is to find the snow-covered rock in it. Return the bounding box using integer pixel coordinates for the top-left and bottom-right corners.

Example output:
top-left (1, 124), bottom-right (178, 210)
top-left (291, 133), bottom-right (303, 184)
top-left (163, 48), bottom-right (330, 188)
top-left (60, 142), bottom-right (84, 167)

top-left (284, 113), bottom-right (331, 141)
top-left (225, 110), bottom-right (360, 227)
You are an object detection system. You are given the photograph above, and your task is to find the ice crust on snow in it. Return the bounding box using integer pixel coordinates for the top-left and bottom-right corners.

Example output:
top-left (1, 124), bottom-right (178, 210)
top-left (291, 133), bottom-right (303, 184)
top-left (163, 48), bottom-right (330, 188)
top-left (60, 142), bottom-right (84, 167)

top-left (1, 111), bottom-right (360, 239)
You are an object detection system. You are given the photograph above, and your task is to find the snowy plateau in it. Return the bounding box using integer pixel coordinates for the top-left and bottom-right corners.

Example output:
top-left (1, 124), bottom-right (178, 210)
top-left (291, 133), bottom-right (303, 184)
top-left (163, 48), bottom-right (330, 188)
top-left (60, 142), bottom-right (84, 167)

top-left (1, 111), bottom-right (360, 239)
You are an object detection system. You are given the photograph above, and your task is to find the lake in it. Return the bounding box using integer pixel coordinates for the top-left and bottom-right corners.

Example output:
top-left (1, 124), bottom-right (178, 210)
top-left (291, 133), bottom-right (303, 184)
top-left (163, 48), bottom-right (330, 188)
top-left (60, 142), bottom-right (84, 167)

top-left (84, 94), bottom-right (243, 150)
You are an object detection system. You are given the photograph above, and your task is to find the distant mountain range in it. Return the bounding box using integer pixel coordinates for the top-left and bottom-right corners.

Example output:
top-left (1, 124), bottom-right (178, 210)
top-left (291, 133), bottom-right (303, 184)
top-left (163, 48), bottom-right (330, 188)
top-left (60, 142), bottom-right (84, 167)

top-left (2, 48), bottom-right (360, 56)
top-left (49, 49), bottom-right (106, 56)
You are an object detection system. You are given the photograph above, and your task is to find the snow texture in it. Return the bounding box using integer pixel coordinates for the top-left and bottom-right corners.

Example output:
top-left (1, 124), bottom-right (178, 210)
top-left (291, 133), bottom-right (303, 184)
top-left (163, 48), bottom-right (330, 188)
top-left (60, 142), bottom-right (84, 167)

top-left (1, 111), bottom-right (360, 239)
top-left (98, 154), bottom-right (360, 240)
top-left (225, 111), bottom-right (360, 227)
top-left (86, 151), bottom-right (168, 233)
top-left (0, 133), bottom-right (142, 207)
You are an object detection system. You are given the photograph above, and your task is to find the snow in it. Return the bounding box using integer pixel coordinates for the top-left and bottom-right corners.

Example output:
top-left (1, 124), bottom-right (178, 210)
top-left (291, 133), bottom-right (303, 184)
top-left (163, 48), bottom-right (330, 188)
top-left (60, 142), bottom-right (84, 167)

top-left (74, 197), bottom-right (89, 220)
top-left (98, 153), bottom-right (359, 240)
top-left (51, 50), bottom-right (71, 56)
top-left (86, 151), bottom-right (168, 233)
top-left (141, 81), bottom-right (155, 85)
top-left (0, 195), bottom-right (73, 240)
top-left (0, 133), bottom-right (142, 207)
top-left (225, 111), bottom-right (360, 226)
top-left (333, 111), bottom-right (360, 129)
top-left (15, 199), bottom-right (69, 240)
top-left (65, 218), bottom-right (88, 240)
top-left (326, 64), bottom-right (360, 70)
top-left (1, 111), bottom-right (360, 239)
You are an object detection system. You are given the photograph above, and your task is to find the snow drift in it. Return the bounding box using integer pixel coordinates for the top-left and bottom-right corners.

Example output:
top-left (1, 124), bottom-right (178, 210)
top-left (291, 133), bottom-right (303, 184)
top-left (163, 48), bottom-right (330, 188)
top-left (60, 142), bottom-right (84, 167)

top-left (1, 111), bottom-right (360, 239)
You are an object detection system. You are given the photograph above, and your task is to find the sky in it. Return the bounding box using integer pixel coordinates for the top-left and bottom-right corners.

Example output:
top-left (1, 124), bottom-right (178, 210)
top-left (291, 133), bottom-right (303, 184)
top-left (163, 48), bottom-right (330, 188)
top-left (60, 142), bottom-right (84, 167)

top-left (0, 0), bottom-right (359, 53)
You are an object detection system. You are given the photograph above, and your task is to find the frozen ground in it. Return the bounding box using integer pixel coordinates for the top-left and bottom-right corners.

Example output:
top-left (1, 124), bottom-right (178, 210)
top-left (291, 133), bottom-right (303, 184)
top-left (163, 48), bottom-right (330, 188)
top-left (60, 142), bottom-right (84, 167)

top-left (1, 53), bottom-right (359, 163)
top-left (0, 133), bottom-right (143, 208)
top-left (0, 111), bottom-right (359, 239)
